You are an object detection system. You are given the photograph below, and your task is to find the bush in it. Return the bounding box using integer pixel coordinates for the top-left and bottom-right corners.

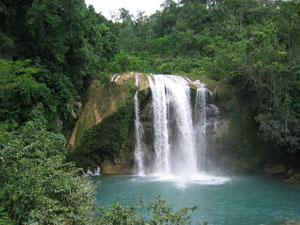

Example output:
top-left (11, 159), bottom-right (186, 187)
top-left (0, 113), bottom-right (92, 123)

top-left (0, 106), bottom-right (95, 225)
top-left (96, 195), bottom-right (199, 225)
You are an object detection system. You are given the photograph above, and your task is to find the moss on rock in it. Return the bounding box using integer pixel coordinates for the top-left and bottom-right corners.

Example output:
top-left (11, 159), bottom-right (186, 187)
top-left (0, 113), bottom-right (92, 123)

top-left (67, 73), bottom-right (151, 173)
top-left (69, 98), bottom-right (135, 169)
top-left (67, 75), bottom-right (137, 151)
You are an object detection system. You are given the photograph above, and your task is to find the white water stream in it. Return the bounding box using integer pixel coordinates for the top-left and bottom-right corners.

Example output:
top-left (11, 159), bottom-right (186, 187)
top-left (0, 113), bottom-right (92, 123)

top-left (148, 75), bottom-right (197, 176)
top-left (134, 74), bottom-right (225, 185)
top-left (134, 74), bottom-right (145, 175)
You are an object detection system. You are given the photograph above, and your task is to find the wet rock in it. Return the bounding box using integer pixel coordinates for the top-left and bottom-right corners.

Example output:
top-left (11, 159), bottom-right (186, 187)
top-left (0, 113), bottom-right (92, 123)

top-left (75, 95), bottom-right (81, 100)
top-left (75, 101), bottom-right (82, 109)
top-left (287, 169), bottom-right (294, 176)
top-left (56, 119), bottom-right (63, 128)
top-left (215, 119), bottom-right (229, 139)
top-left (101, 158), bottom-right (133, 175)
top-left (71, 110), bottom-right (77, 119)
top-left (264, 164), bottom-right (286, 175)
top-left (285, 172), bottom-right (300, 185)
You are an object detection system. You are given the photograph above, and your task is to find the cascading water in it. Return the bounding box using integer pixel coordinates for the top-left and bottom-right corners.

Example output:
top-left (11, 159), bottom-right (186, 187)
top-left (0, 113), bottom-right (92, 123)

top-left (147, 76), bottom-right (171, 174)
top-left (194, 80), bottom-right (208, 171)
top-left (83, 166), bottom-right (101, 176)
top-left (134, 74), bottom-right (145, 175)
top-left (134, 74), bottom-right (224, 182)
top-left (150, 75), bottom-right (198, 176)
top-left (111, 74), bottom-right (121, 82)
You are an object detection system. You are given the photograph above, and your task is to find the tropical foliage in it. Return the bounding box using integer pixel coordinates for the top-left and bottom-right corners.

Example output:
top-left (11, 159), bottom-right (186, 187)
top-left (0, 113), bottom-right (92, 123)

top-left (0, 105), bottom-right (95, 224)
top-left (1, 0), bottom-right (300, 223)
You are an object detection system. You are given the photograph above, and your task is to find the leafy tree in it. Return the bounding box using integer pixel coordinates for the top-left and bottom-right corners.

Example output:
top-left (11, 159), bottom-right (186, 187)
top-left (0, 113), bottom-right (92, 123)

top-left (0, 59), bottom-right (54, 124)
top-left (202, 1), bottom-right (300, 163)
top-left (0, 105), bottom-right (95, 224)
top-left (0, 0), bottom-right (118, 129)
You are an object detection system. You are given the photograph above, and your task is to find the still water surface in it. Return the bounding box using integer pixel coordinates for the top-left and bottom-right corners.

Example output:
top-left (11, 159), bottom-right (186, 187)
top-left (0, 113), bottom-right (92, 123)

top-left (93, 174), bottom-right (300, 225)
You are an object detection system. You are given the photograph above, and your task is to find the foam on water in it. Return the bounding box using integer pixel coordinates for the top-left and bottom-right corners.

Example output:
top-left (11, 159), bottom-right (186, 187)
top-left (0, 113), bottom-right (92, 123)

top-left (133, 172), bottom-right (230, 189)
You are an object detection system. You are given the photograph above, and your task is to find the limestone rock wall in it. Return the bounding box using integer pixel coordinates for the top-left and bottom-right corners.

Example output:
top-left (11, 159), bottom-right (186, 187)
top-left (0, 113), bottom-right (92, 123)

top-left (68, 73), bottom-right (150, 175)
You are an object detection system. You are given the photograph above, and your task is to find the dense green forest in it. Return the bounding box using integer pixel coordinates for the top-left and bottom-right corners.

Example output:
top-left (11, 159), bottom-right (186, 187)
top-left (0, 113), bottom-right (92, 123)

top-left (0, 0), bottom-right (300, 224)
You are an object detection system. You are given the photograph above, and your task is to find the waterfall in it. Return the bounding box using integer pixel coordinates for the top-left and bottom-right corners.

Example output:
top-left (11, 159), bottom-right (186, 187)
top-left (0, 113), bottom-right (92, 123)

top-left (148, 76), bottom-right (171, 174)
top-left (134, 74), bottom-right (221, 179)
top-left (83, 166), bottom-right (101, 176)
top-left (134, 75), bottom-right (145, 175)
top-left (194, 80), bottom-right (208, 171)
top-left (148, 75), bottom-right (197, 176)
top-left (111, 74), bottom-right (121, 82)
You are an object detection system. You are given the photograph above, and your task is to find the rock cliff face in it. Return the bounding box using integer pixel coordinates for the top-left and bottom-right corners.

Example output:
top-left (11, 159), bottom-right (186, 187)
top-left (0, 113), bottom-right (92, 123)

top-left (67, 73), bottom-right (150, 175)
top-left (67, 80), bottom-right (123, 151)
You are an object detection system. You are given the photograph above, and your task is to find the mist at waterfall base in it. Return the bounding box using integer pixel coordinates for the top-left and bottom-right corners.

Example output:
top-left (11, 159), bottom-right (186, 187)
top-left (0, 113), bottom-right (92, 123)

top-left (93, 74), bottom-right (300, 224)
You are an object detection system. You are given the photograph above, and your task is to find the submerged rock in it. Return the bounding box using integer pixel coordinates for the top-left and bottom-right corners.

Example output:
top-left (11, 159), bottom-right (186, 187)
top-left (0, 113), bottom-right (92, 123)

top-left (281, 218), bottom-right (300, 225)
top-left (284, 172), bottom-right (300, 185)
